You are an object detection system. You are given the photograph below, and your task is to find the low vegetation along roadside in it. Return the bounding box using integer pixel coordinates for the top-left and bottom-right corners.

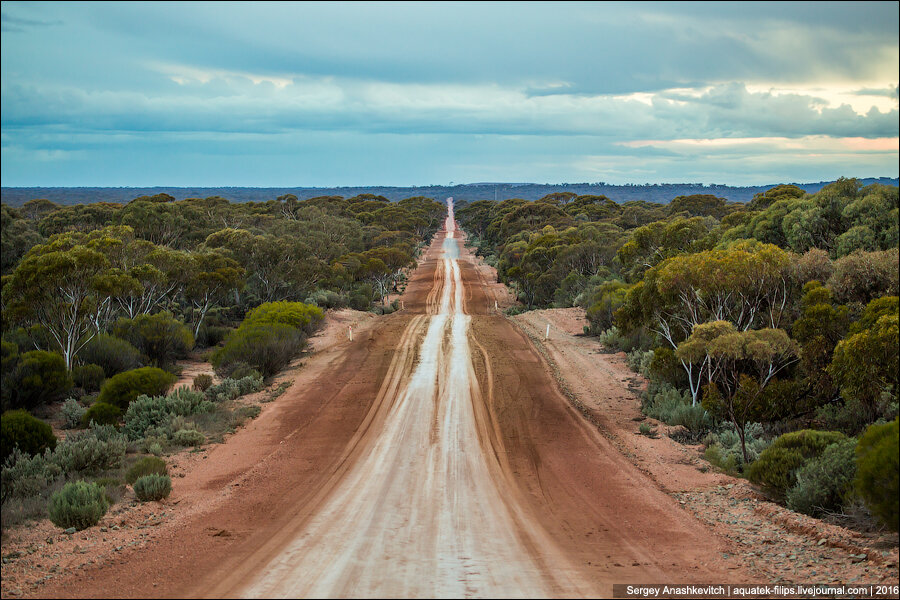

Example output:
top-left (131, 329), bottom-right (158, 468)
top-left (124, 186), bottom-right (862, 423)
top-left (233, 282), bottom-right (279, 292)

top-left (457, 179), bottom-right (898, 534)
top-left (1, 192), bottom-right (445, 537)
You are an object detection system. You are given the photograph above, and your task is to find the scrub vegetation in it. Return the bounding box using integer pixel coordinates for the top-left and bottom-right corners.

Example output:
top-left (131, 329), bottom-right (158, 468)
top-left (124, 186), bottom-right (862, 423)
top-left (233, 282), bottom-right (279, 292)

top-left (456, 178), bottom-right (899, 530)
top-left (1, 192), bottom-right (444, 530)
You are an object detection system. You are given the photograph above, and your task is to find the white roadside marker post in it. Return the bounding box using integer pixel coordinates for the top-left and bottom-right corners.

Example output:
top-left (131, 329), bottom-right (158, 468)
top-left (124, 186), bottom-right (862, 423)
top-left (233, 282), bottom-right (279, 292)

top-left (545, 323), bottom-right (550, 340)
top-left (495, 300), bottom-right (498, 311)
top-left (349, 325), bottom-right (353, 342)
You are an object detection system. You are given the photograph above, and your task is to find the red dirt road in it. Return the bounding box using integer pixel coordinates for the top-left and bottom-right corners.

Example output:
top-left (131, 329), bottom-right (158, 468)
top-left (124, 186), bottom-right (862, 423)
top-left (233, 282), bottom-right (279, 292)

top-left (31, 202), bottom-right (744, 598)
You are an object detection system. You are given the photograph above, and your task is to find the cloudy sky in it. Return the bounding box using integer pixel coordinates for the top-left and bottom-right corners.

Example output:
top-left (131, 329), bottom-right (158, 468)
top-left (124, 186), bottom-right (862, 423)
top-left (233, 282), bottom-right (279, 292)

top-left (1, 1), bottom-right (898, 187)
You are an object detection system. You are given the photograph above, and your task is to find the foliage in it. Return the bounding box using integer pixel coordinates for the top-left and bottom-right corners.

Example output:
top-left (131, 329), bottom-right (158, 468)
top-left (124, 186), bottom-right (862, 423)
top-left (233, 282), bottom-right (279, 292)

top-left (193, 373), bottom-right (214, 392)
top-left (72, 364), bottom-right (106, 393)
top-left (79, 334), bottom-right (143, 378)
top-left (680, 322), bottom-right (798, 462)
top-left (52, 425), bottom-right (127, 474)
top-left (133, 474), bottom-right (172, 502)
top-left (123, 388), bottom-right (214, 441)
top-left (626, 349), bottom-right (654, 377)
top-left (125, 456), bottom-right (168, 485)
top-left (1, 448), bottom-right (62, 504)
top-left (5, 350), bottom-right (72, 411)
top-left (113, 311), bottom-right (194, 368)
top-left (642, 382), bottom-right (714, 440)
top-left (60, 398), bottom-right (87, 429)
top-left (48, 480), bottom-right (109, 530)
top-left (786, 438), bottom-right (857, 517)
top-left (97, 367), bottom-right (177, 410)
top-left (205, 375), bottom-right (264, 402)
top-left (1, 409), bottom-right (57, 462)
top-left (828, 248), bottom-right (899, 305)
top-left (172, 429), bottom-right (206, 447)
top-left (829, 300), bottom-right (899, 426)
top-left (854, 418), bottom-right (899, 531)
top-left (703, 423), bottom-right (770, 473)
top-left (81, 402), bottom-right (122, 427)
top-left (747, 430), bottom-right (847, 501)
top-left (212, 323), bottom-right (305, 378)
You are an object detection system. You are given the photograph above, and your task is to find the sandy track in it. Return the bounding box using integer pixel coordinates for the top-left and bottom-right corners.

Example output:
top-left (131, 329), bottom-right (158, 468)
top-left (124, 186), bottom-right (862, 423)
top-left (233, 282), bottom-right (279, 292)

top-left (31, 201), bottom-right (745, 598)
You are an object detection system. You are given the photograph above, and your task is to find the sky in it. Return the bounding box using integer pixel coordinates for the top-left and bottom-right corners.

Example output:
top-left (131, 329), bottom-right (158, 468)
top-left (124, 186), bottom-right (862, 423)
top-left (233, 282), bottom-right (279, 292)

top-left (1, 1), bottom-right (898, 187)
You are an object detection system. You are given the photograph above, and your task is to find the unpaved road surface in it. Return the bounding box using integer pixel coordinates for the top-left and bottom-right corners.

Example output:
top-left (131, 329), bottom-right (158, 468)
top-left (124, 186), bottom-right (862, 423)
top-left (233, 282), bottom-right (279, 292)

top-left (31, 200), bottom-right (743, 598)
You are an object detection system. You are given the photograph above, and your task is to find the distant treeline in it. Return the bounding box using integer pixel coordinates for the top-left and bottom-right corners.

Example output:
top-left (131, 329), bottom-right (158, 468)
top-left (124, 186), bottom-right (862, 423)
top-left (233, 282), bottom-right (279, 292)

top-left (3, 178), bottom-right (898, 207)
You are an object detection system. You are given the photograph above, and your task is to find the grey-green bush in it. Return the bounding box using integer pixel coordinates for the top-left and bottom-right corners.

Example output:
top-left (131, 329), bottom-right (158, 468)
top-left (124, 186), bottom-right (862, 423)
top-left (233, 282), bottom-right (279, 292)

top-left (703, 424), bottom-right (770, 473)
top-left (172, 429), bottom-right (205, 447)
top-left (626, 349), bottom-right (654, 377)
top-left (786, 438), bottom-right (857, 517)
top-left (747, 430), bottom-right (848, 501)
top-left (52, 426), bottom-right (127, 474)
top-left (47, 480), bottom-right (108, 530)
top-left (60, 398), bottom-right (87, 430)
top-left (123, 388), bottom-right (214, 441)
top-left (0, 448), bottom-right (62, 503)
top-left (206, 375), bottom-right (263, 403)
top-left (133, 474), bottom-right (172, 502)
top-left (125, 456), bottom-right (167, 485)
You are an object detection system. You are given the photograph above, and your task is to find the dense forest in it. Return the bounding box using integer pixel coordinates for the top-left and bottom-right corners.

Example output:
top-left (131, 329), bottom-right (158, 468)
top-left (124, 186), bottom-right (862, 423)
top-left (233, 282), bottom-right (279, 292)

top-left (0, 192), bottom-right (444, 528)
top-left (3, 177), bottom-right (897, 207)
top-left (456, 178), bottom-right (899, 531)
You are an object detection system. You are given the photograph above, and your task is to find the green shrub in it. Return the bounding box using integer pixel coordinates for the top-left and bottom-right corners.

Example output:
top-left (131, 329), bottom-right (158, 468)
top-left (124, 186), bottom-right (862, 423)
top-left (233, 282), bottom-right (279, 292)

top-left (47, 480), bottom-right (108, 530)
top-left (227, 363), bottom-right (263, 381)
top-left (197, 324), bottom-right (232, 348)
top-left (172, 429), bottom-right (205, 447)
top-left (786, 438), bottom-right (857, 517)
top-left (133, 474), bottom-right (172, 502)
top-left (113, 312), bottom-right (194, 368)
top-left (1, 448), bottom-right (62, 503)
top-left (854, 418), bottom-right (899, 531)
top-left (306, 289), bottom-right (346, 309)
top-left (242, 301), bottom-right (324, 336)
top-left (8, 350), bottom-right (72, 411)
top-left (61, 398), bottom-right (87, 429)
top-left (626, 349), bottom-right (654, 377)
top-left (123, 388), bottom-right (214, 441)
top-left (648, 347), bottom-right (689, 389)
top-left (192, 373), bottom-right (213, 392)
top-left (97, 367), bottom-right (177, 410)
top-left (748, 430), bottom-right (847, 500)
top-left (81, 402), bottom-right (122, 427)
top-left (597, 327), bottom-right (628, 351)
top-left (1, 340), bottom-right (19, 409)
top-left (702, 423), bottom-right (770, 473)
top-left (206, 375), bottom-right (264, 403)
top-left (642, 382), bottom-right (690, 423)
top-left (670, 402), bottom-right (714, 441)
top-left (79, 334), bottom-right (143, 377)
top-left (51, 426), bottom-right (126, 474)
top-left (1, 409), bottom-right (57, 462)
top-left (125, 456), bottom-right (168, 485)
top-left (72, 364), bottom-right (106, 393)
top-left (212, 323), bottom-right (305, 378)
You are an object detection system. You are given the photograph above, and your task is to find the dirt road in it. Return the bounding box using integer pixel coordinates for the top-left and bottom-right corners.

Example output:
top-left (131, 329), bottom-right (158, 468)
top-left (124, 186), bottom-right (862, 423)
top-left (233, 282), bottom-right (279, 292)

top-left (32, 200), bottom-right (742, 598)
